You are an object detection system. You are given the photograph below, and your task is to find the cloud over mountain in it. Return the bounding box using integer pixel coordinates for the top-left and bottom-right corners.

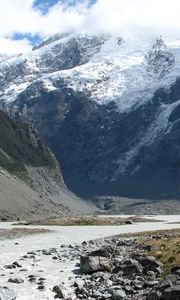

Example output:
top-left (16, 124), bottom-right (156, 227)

top-left (1, 0), bottom-right (180, 53)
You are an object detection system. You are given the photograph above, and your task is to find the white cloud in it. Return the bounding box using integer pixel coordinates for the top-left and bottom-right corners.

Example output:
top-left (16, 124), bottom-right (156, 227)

top-left (84, 0), bottom-right (180, 41)
top-left (0, 38), bottom-right (32, 54)
top-left (1, 0), bottom-right (180, 53)
top-left (37, 1), bottom-right (87, 36)
top-left (0, 0), bottom-right (88, 53)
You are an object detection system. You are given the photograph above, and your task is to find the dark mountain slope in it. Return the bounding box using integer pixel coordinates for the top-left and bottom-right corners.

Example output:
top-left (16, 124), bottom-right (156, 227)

top-left (8, 79), bottom-right (180, 200)
top-left (0, 111), bottom-right (96, 219)
top-left (1, 34), bottom-right (180, 202)
top-left (0, 111), bottom-right (56, 175)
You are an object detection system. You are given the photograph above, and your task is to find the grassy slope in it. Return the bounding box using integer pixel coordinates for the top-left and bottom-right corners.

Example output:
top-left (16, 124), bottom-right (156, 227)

top-left (144, 231), bottom-right (180, 276)
top-left (35, 216), bottom-right (159, 226)
top-left (117, 228), bottom-right (180, 276)
top-left (0, 111), bottom-right (55, 175)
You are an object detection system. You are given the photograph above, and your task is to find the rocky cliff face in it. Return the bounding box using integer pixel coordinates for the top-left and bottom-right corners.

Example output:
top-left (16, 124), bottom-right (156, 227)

top-left (0, 111), bottom-right (96, 219)
top-left (1, 33), bottom-right (180, 200)
top-left (0, 111), bottom-right (65, 195)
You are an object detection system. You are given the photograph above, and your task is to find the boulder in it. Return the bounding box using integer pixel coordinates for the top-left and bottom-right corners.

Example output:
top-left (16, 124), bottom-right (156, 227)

top-left (8, 278), bottom-right (24, 284)
top-left (89, 246), bottom-right (114, 258)
top-left (121, 259), bottom-right (143, 275)
top-left (80, 255), bottom-right (111, 274)
top-left (171, 266), bottom-right (180, 274)
top-left (161, 285), bottom-right (180, 300)
top-left (160, 279), bottom-right (173, 290)
top-left (74, 279), bottom-right (84, 293)
top-left (125, 220), bottom-right (133, 225)
top-left (109, 286), bottom-right (126, 300)
top-left (146, 291), bottom-right (162, 300)
top-left (166, 274), bottom-right (178, 284)
top-left (53, 284), bottom-right (69, 299)
top-left (122, 263), bottom-right (143, 275)
top-left (12, 262), bottom-right (22, 268)
top-left (140, 256), bottom-right (163, 273)
top-left (146, 245), bottom-right (160, 252)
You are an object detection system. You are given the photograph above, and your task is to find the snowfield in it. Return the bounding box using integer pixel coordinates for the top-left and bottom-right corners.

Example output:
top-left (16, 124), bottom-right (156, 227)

top-left (0, 216), bottom-right (180, 299)
top-left (1, 33), bottom-right (180, 113)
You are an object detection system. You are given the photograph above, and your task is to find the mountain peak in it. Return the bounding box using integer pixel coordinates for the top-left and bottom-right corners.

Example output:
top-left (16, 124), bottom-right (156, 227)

top-left (32, 32), bottom-right (72, 51)
top-left (145, 36), bottom-right (175, 78)
top-left (152, 36), bottom-right (167, 51)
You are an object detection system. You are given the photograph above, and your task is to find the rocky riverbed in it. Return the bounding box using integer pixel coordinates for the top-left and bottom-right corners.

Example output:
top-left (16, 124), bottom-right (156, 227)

top-left (75, 232), bottom-right (180, 300)
top-left (1, 226), bottom-right (180, 299)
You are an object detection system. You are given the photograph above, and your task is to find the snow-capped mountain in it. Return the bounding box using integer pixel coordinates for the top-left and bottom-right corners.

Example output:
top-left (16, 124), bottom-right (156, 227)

top-left (0, 33), bottom-right (179, 109)
top-left (0, 33), bottom-right (108, 103)
top-left (1, 32), bottom-right (180, 200)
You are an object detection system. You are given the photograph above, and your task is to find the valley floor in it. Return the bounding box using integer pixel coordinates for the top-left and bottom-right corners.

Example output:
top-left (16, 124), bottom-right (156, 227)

top-left (0, 215), bottom-right (180, 299)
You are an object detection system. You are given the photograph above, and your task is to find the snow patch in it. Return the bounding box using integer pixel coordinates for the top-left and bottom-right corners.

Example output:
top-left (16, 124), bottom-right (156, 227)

top-left (0, 82), bottom-right (31, 103)
top-left (41, 79), bottom-right (58, 92)
top-left (112, 99), bottom-right (180, 179)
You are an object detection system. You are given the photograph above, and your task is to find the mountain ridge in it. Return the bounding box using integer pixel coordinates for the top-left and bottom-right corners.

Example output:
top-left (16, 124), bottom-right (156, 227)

top-left (1, 32), bottom-right (180, 202)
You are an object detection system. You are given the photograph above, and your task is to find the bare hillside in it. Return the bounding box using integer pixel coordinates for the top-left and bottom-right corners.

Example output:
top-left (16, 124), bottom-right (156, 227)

top-left (0, 169), bottom-right (96, 220)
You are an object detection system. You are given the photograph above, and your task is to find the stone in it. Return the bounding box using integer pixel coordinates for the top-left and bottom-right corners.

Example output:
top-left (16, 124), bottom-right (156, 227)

top-left (146, 245), bottom-right (160, 252)
top-left (4, 265), bottom-right (16, 270)
top-left (175, 270), bottom-right (180, 276)
top-left (122, 263), bottom-right (143, 275)
top-left (125, 220), bottom-right (133, 225)
top-left (171, 266), bottom-right (180, 274)
top-left (12, 262), bottom-right (22, 268)
top-left (74, 279), bottom-right (84, 292)
top-left (38, 277), bottom-right (46, 281)
top-left (28, 275), bottom-right (36, 283)
top-left (144, 281), bottom-right (159, 288)
top-left (166, 275), bottom-right (178, 284)
top-left (122, 260), bottom-right (143, 275)
top-left (140, 256), bottom-right (163, 273)
top-left (146, 291), bottom-right (162, 300)
top-left (89, 246), bottom-right (114, 258)
top-left (53, 284), bottom-right (69, 299)
top-left (37, 285), bottom-right (45, 290)
top-left (109, 286), bottom-right (126, 300)
top-left (147, 270), bottom-right (156, 280)
top-left (89, 240), bottom-right (95, 245)
top-left (160, 279), bottom-right (173, 290)
top-left (8, 278), bottom-right (24, 284)
top-left (161, 285), bottom-right (180, 300)
top-left (42, 250), bottom-right (51, 256)
top-left (0, 286), bottom-right (16, 300)
top-left (82, 241), bottom-right (87, 246)
top-left (80, 255), bottom-right (111, 274)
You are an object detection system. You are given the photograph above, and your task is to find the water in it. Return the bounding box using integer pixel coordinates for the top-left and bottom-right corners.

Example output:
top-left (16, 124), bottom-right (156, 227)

top-left (0, 215), bottom-right (180, 299)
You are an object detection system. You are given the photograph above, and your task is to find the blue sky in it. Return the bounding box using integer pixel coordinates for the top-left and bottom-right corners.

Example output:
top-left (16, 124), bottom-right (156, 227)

top-left (0, 0), bottom-right (180, 54)
top-left (0, 0), bottom-right (98, 54)
top-left (13, 33), bottom-right (42, 46)
top-left (33, 0), bottom-right (97, 14)
top-left (14, 0), bottom-right (97, 46)
top-left (33, 0), bottom-right (60, 14)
